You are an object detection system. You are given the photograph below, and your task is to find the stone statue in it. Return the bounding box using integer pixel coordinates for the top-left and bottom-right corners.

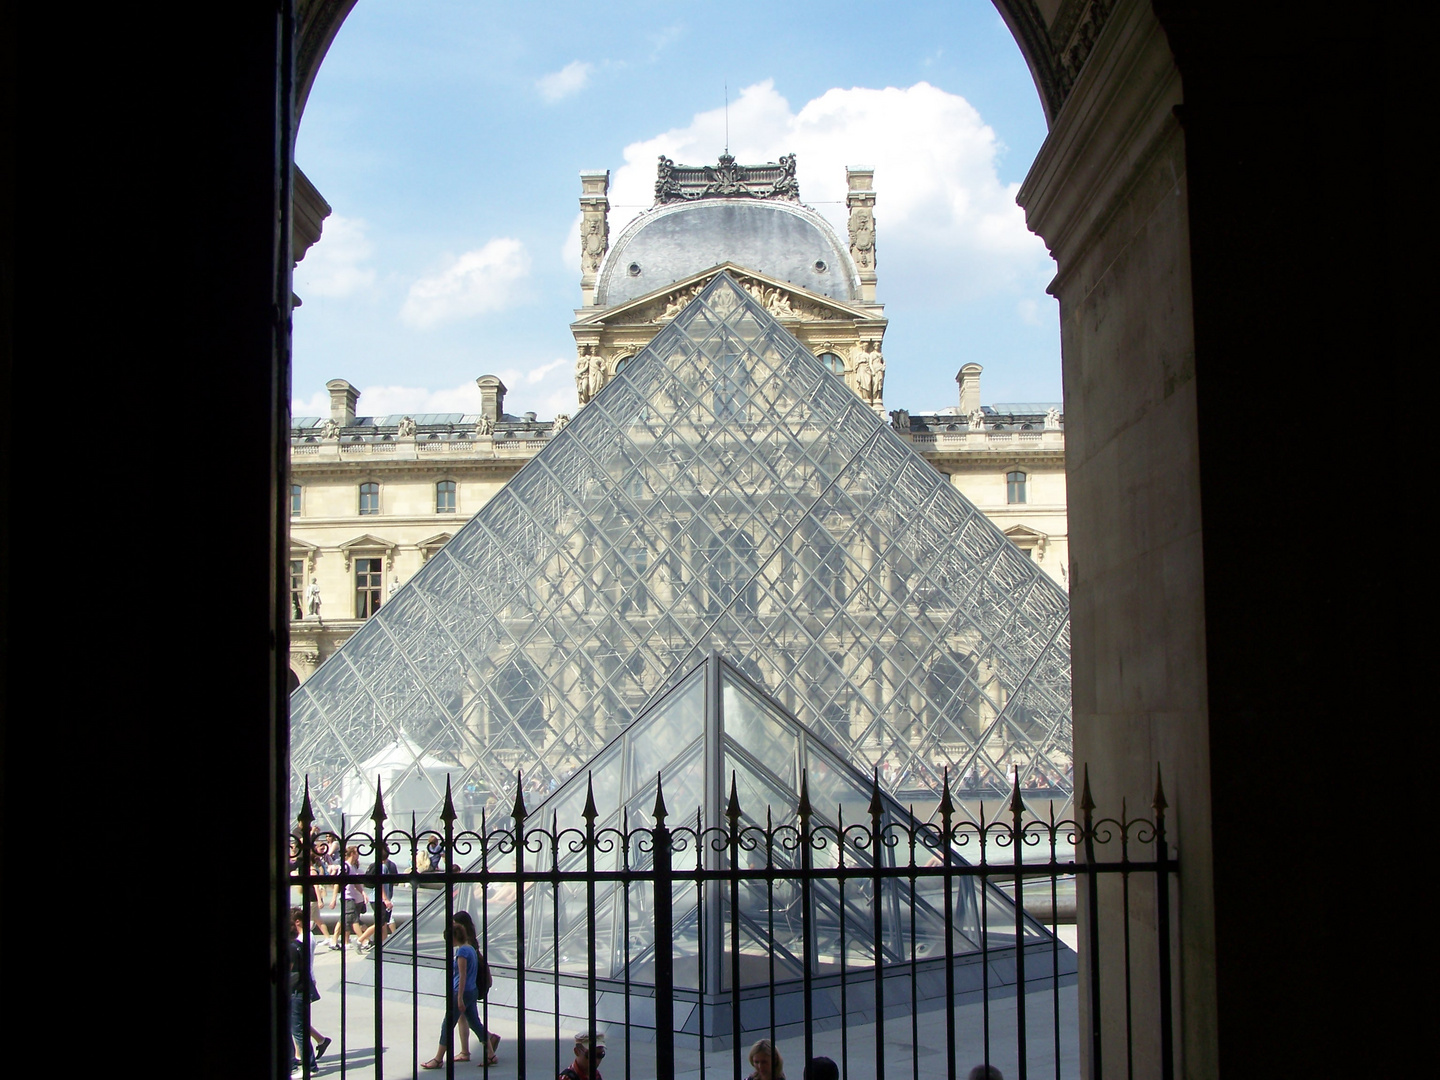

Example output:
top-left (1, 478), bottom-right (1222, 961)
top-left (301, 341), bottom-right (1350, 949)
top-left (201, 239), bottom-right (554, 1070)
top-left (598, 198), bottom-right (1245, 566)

top-left (397, 416), bottom-right (416, 438)
top-left (848, 207), bottom-right (876, 270)
top-left (581, 214), bottom-right (607, 275)
top-left (320, 418), bottom-right (340, 440)
top-left (968, 408), bottom-right (986, 431)
top-left (890, 408), bottom-right (910, 433)
top-left (475, 416), bottom-right (495, 436)
top-left (388, 576), bottom-right (400, 597)
top-left (304, 580), bottom-right (322, 618)
top-left (553, 413), bottom-right (570, 432)
top-left (575, 345), bottom-right (595, 405)
top-left (850, 351), bottom-right (873, 402)
top-left (771, 153), bottom-right (800, 200)
top-left (869, 344), bottom-right (885, 404)
top-left (1045, 406), bottom-right (1061, 430)
top-left (587, 348), bottom-right (606, 403)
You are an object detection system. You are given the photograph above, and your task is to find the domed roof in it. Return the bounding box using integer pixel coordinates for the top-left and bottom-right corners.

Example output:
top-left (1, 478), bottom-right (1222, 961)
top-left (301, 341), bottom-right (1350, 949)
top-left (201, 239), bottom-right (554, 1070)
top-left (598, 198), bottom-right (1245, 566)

top-left (597, 199), bottom-right (857, 307)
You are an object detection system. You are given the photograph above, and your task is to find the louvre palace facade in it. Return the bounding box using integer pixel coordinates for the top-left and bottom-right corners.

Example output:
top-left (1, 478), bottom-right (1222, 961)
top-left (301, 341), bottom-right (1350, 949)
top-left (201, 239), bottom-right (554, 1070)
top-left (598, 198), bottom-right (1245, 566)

top-left (289, 157), bottom-right (1072, 828)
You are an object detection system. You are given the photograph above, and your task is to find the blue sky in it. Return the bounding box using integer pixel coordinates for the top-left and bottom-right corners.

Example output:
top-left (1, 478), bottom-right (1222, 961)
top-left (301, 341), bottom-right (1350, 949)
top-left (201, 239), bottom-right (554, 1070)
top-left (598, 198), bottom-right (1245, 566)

top-left (293, 0), bottom-right (1059, 421)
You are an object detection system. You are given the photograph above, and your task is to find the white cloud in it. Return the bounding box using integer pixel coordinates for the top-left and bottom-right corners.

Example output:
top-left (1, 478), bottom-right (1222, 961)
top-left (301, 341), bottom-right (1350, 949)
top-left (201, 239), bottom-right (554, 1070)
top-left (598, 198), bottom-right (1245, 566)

top-left (537, 60), bottom-right (592, 102)
top-left (400, 238), bottom-right (531, 328)
top-left (602, 80), bottom-right (1052, 301)
top-left (293, 358), bottom-right (581, 421)
top-left (295, 214), bottom-right (375, 298)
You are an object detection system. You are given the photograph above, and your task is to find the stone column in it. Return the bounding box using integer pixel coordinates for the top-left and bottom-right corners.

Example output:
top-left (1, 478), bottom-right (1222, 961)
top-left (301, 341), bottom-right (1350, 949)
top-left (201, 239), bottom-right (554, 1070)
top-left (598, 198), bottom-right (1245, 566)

top-left (579, 170), bottom-right (610, 306)
top-left (846, 168), bottom-right (877, 302)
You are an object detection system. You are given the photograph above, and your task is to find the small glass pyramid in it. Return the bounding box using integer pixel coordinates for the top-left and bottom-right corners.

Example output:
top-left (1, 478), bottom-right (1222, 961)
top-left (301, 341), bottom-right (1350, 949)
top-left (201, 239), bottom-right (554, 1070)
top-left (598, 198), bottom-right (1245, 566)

top-left (290, 272), bottom-right (1073, 833)
top-left (386, 652), bottom-right (1058, 996)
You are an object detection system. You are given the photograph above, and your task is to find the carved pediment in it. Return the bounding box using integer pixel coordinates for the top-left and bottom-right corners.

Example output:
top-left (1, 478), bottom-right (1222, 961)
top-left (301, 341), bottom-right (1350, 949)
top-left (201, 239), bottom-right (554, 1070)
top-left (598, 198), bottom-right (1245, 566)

top-left (339, 533), bottom-right (398, 570)
top-left (576, 263), bottom-right (874, 328)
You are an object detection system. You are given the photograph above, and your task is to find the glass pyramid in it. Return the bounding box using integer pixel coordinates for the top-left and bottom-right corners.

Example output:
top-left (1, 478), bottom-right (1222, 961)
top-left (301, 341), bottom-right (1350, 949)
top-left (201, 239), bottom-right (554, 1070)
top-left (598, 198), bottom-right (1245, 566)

top-left (387, 653), bottom-right (1058, 995)
top-left (290, 272), bottom-right (1073, 832)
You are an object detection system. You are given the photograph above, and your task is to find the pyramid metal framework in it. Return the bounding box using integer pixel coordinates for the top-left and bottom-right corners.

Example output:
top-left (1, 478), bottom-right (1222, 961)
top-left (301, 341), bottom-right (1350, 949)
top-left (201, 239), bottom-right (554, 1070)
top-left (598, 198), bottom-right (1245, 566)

top-left (290, 272), bottom-right (1073, 829)
top-left (388, 652), bottom-right (1058, 994)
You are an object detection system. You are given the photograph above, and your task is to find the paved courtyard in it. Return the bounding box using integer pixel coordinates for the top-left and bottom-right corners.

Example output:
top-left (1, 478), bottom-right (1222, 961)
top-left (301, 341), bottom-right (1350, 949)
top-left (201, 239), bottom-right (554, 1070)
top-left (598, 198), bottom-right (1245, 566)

top-left (297, 938), bottom-right (1079, 1080)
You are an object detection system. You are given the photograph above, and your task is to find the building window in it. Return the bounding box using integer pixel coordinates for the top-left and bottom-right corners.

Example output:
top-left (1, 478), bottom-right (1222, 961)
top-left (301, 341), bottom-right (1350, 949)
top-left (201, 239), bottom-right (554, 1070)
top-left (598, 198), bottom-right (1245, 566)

top-left (290, 483), bottom-right (301, 517)
top-left (818, 352), bottom-right (845, 377)
top-left (1006, 470), bottom-right (1028, 504)
top-left (289, 559), bottom-right (305, 620)
top-left (614, 355), bottom-right (632, 375)
top-left (436, 480), bottom-right (456, 514)
top-left (355, 557), bottom-right (383, 619)
top-left (359, 482), bottom-right (380, 516)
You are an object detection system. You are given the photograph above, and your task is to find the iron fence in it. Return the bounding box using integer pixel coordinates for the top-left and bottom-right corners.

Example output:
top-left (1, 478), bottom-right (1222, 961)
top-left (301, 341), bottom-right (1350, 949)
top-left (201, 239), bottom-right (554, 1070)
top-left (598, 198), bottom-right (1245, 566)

top-left (289, 767), bottom-right (1176, 1080)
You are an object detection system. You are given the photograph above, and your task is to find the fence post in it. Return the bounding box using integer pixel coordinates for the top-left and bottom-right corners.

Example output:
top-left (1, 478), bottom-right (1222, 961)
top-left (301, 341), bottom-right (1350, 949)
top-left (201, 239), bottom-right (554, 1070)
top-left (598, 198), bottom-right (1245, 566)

top-left (511, 775), bottom-right (528, 1080)
top-left (1081, 767), bottom-right (1102, 1080)
top-left (442, 777), bottom-right (456, 1080)
top-left (940, 770), bottom-right (957, 1080)
top-left (583, 775), bottom-right (600, 1080)
top-left (1154, 766), bottom-right (1174, 1080)
top-left (726, 773), bottom-right (743, 1080)
top-left (798, 770), bottom-right (815, 1069)
top-left (371, 779), bottom-right (387, 1080)
top-left (1011, 768), bottom-right (1028, 1080)
top-left (869, 770), bottom-right (886, 1080)
top-left (298, 780), bottom-right (315, 1080)
top-left (652, 776), bottom-right (675, 1079)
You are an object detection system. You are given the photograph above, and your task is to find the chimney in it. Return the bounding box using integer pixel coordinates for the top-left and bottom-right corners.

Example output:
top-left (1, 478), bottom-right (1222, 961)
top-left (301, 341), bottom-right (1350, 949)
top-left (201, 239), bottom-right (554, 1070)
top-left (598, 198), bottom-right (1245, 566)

top-left (956, 363), bottom-right (982, 415)
top-left (578, 170), bottom-right (611, 306)
top-left (475, 375), bottom-right (507, 424)
top-left (845, 167), bottom-right (877, 302)
top-left (326, 379), bottom-right (359, 426)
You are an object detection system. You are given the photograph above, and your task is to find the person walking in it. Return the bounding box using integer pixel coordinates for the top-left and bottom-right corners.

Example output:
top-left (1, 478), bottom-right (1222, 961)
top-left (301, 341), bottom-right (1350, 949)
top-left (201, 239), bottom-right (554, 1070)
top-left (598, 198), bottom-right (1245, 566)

top-left (288, 908), bottom-right (333, 1073)
top-left (357, 847), bottom-right (397, 949)
top-left (420, 920), bottom-right (494, 1070)
top-left (337, 846), bottom-right (368, 952)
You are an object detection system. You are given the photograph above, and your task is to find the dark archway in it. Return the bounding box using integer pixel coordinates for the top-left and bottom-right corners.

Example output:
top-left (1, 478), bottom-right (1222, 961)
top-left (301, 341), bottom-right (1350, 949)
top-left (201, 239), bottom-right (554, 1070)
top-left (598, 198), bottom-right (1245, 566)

top-left (3, 3), bottom-right (1391, 1077)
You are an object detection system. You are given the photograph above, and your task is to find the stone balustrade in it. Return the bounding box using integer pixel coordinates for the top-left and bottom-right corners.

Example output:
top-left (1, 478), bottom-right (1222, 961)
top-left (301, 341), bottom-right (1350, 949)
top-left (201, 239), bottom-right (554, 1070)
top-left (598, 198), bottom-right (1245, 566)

top-left (290, 434), bottom-right (553, 461)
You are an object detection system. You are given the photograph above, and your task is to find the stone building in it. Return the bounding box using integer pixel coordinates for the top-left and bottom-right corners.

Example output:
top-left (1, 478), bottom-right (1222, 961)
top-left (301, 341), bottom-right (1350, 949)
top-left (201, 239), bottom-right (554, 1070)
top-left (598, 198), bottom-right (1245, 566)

top-left (288, 156), bottom-right (1067, 686)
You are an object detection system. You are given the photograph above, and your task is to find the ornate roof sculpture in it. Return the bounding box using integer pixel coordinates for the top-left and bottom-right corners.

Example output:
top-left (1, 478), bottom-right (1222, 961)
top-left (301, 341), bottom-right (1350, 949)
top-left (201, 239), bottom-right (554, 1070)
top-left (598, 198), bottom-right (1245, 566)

top-left (655, 152), bottom-right (801, 205)
top-left (290, 273), bottom-right (1073, 838)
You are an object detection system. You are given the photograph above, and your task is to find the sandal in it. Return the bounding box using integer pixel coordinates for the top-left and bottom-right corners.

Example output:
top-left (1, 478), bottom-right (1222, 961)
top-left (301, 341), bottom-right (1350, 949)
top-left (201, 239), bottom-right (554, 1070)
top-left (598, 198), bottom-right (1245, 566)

top-left (454, 1054), bottom-right (471, 1062)
top-left (486, 1034), bottom-right (501, 1065)
top-left (420, 1058), bottom-right (445, 1070)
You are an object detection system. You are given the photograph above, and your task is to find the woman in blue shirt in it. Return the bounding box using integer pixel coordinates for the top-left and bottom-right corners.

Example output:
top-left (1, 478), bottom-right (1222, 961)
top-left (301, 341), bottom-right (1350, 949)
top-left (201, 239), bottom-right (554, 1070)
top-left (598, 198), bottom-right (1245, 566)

top-left (421, 920), bottom-right (493, 1069)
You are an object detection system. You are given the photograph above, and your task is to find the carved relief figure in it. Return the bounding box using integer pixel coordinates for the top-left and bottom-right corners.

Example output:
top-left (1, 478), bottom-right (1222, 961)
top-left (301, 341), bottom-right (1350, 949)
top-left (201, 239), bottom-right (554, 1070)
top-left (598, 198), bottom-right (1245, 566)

top-left (660, 283), bottom-right (701, 321)
top-left (321, 418), bottom-right (340, 440)
top-left (968, 408), bottom-right (986, 431)
top-left (850, 350), bottom-right (873, 402)
top-left (553, 413), bottom-right (570, 432)
top-left (890, 409), bottom-right (910, 433)
top-left (304, 580), bottom-right (322, 617)
top-left (397, 416), bottom-right (416, 438)
top-left (475, 417), bottom-right (495, 436)
top-left (771, 153), bottom-right (800, 200)
top-left (655, 155), bottom-right (681, 203)
top-left (848, 207), bottom-right (876, 269)
top-left (1045, 406), bottom-right (1061, 430)
top-left (581, 214), bottom-right (608, 275)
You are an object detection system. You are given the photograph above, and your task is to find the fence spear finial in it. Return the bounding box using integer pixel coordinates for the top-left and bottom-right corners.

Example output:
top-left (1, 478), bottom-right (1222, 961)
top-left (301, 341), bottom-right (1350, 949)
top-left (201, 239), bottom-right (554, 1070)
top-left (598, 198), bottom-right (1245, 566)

top-left (299, 776), bottom-right (314, 830)
top-left (511, 771), bottom-right (528, 825)
top-left (1079, 763), bottom-right (1095, 815)
top-left (583, 772), bottom-right (598, 825)
top-left (868, 767), bottom-right (884, 819)
top-left (797, 769), bottom-right (812, 820)
top-left (938, 766), bottom-right (954, 819)
top-left (652, 773), bottom-right (669, 826)
top-left (1152, 762), bottom-right (1168, 814)
top-left (1009, 764), bottom-right (1026, 817)
top-left (441, 774), bottom-right (457, 826)
top-left (372, 776), bottom-right (388, 833)
top-left (725, 771), bottom-right (741, 824)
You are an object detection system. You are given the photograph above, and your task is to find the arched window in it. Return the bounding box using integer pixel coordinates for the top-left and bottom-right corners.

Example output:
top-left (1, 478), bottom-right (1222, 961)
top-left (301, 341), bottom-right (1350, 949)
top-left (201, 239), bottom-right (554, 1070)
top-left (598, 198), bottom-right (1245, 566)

top-left (435, 480), bottom-right (456, 514)
top-left (818, 351), bottom-right (845, 377)
top-left (613, 355), bottom-right (632, 375)
top-left (359, 482), bottom-right (380, 515)
top-left (290, 483), bottom-right (301, 517)
top-left (1006, 470), bottom-right (1027, 504)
